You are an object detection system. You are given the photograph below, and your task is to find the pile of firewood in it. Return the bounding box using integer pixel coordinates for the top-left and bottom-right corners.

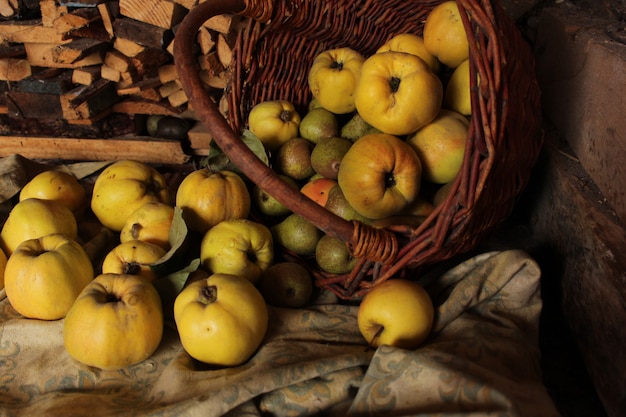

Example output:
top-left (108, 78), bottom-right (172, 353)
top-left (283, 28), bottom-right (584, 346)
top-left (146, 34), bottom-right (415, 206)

top-left (0, 0), bottom-right (244, 162)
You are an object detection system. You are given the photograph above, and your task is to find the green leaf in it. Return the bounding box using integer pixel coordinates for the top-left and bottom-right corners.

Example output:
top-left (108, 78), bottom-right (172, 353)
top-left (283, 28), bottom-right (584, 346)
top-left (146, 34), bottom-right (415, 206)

top-left (150, 206), bottom-right (189, 277)
top-left (202, 129), bottom-right (269, 176)
top-left (153, 258), bottom-right (201, 320)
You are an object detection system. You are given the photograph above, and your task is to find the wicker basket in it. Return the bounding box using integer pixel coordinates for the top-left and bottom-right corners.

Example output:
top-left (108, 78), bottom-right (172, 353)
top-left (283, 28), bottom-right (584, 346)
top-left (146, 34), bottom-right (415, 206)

top-left (174, 0), bottom-right (543, 299)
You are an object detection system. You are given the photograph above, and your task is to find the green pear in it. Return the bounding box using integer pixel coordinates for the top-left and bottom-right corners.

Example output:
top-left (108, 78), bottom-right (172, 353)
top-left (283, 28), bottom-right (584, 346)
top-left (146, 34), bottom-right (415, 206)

top-left (315, 234), bottom-right (358, 275)
top-left (274, 137), bottom-right (316, 181)
top-left (307, 98), bottom-right (324, 112)
top-left (260, 261), bottom-right (313, 308)
top-left (252, 174), bottom-right (298, 217)
top-left (324, 184), bottom-right (371, 223)
top-left (340, 112), bottom-right (380, 142)
top-left (310, 137), bottom-right (352, 180)
top-left (299, 107), bottom-right (339, 144)
top-left (271, 213), bottom-right (322, 256)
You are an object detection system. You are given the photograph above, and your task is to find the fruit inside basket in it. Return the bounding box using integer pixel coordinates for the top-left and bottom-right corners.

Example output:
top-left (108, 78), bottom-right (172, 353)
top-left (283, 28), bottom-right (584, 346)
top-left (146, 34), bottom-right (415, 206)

top-left (173, 0), bottom-right (543, 299)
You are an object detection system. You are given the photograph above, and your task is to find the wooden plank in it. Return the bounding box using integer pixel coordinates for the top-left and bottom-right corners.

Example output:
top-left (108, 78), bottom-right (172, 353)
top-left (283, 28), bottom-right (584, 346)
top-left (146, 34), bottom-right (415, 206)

top-left (112, 97), bottom-right (182, 116)
top-left (0, 136), bottom-right (190, 164)
top-left (521, 128), bottom-right (626, 417)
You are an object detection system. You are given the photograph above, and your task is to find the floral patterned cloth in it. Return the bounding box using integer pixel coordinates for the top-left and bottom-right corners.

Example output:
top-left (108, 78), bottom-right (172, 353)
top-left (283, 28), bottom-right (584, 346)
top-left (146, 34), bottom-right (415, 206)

top-left (0, 249), bottom-right (560, 417)
top-left (0, 155), bottom-right (560, 416)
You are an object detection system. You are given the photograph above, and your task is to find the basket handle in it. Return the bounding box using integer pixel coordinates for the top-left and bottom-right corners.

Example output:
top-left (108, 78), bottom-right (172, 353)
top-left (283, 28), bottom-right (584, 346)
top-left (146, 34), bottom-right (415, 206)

top-left (174, 0), bottom-right (399, 265)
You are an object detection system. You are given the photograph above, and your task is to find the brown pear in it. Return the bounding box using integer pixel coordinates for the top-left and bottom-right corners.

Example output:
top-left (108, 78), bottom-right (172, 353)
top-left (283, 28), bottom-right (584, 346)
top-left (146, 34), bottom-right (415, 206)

top-left (315, 234), bottom-right (358, 275)
top-left (310, 137), bottom-right (352, 180)
top-left (273, 137), bottom-right (315, 181)
top-left (299, 107), bottom-right (339, 144)
top-left (260, 262), bottom-right (314, 308)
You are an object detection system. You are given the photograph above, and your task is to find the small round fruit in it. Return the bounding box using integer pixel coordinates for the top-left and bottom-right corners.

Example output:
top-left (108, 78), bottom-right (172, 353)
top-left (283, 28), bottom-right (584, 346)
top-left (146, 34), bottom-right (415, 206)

top-left (376, 33), bottom-right (440, 73)
top-left (175, 169), bottom-right (251, 234)
top-left (101, 240), bottom-right (167, 282)
top-left (358, 279), bottom-right (434, 349)
top-left (270, 213), bottom-right (323, 256)
top-left (260, 262), bottom-right (313, 308)
top-left (423, 1), bottom-right (470, 68)
top-left (91, 160), bottom-right (172, 232)
top-left (315, 234), bottom-right (358, 275)
top-left (4, 233), bottom-right (94, 320)
top-left (63, 273), bottom-right (164, 370)
top-left (308, 47), bottom-right (365, 114)
top-left (248, 100), bottom-right (301, 151)
top-left (0, 247), bottom-right (6, 290)
top-left (406, 109), bottom-right (469, 184)
top-left (300, 177), bottom-right (338, 207)
top-left (443, 58), bottom-right (472, 116)
top-left (299, 107), bottom-right (340, 144)
top-left (1, 198), bottom-right (77, 256)
top-left (19, 170), bottom-right (87, 216)
top-left (120, 202), bottom-right (175, 250)
top-left (354, 51), bottom-right (443, 136)
top-left (274, 137), bottom-right (316, 181)
top-left (337, 133), bottom-right (422, 219)
top-left (174, 273), bottom-right (269, 366)
top-left (200, 219), bottom-right (274, 285)
top-left (252, 175), bottom-right (298, 217)
top-left (310, 136), bottom-right (353, 180)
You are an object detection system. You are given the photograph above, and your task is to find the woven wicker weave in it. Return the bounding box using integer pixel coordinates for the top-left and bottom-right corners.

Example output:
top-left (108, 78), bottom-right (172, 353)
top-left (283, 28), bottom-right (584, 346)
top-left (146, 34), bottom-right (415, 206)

top-left (174, 0), bottom-right (543, 299)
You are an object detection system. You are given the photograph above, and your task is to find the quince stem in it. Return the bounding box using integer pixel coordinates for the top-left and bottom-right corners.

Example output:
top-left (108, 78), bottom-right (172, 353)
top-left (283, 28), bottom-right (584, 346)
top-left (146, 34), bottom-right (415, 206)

top-left (199, 285), bottom-right (218, 305)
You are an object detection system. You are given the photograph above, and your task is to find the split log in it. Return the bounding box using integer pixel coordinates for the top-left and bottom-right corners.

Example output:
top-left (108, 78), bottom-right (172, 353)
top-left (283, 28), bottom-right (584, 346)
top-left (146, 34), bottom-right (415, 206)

top-left (60, 78), bottom-right (119, 120)
top-left (40, 0), bottom-right (68, 28)
top-left (50, 38), bottom-right (109, 64)
top-left (119, 0), bottom-right (187, 29)
top-left (14, 67), bottom-right (73, 94)
top-left (53, 7), bottom-right (101, 34)
top-left (24, 43), bottom-right (103, 68)
top-left (0, 19), bottom-right (66, 43)
top-left (0, 58), bottom-right (31, 81)
top-left (112, 17), bottom-right (174, 49)
top-left (72, 65), bottom-right (102, 85)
